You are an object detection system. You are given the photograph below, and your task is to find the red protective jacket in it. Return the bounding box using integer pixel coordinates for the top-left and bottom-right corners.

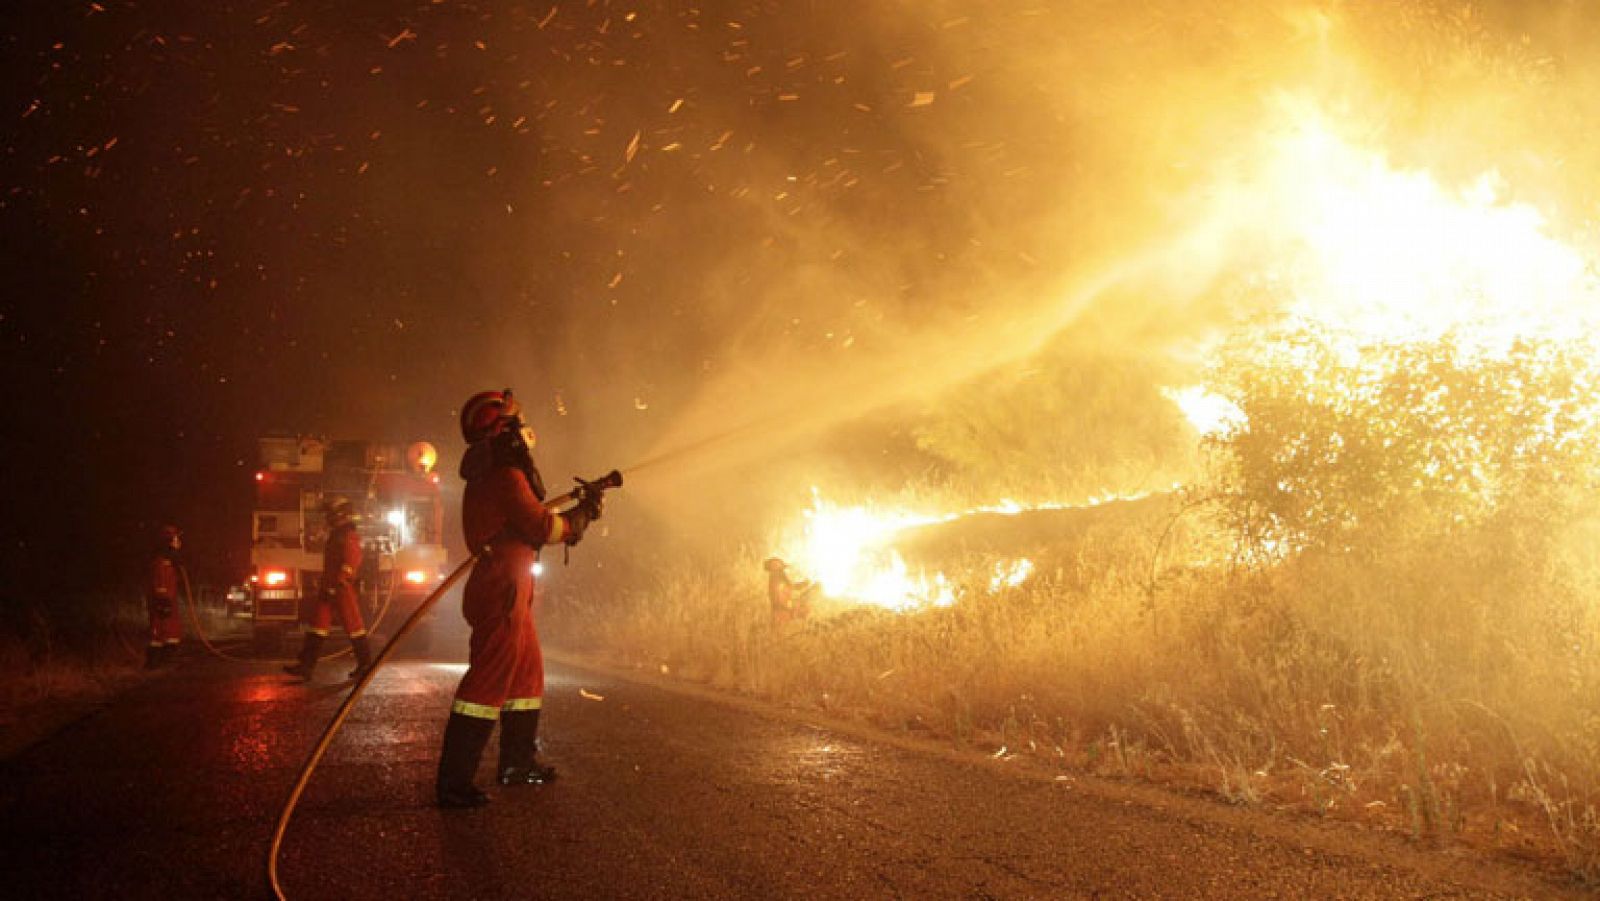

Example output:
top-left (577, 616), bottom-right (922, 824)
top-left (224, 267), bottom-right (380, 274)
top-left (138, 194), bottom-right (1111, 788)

top-left (147, 554), bottom-right (183, 645)
top-left (149, 556), bottom-right (178, 604)
top-left (449, 464), bottom-right (572, 719)
top-left (323, 522), bottom-right (363, 594)
top-left (464, 466), bottom-right (567, 551)
top-left (308, 521), bottom-right (366, 637)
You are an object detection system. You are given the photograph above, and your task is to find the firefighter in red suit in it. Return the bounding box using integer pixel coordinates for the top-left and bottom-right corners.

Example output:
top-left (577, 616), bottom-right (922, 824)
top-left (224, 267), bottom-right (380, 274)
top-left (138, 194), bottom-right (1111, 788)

top-left (436, 389), bottom-right (601, 809)
top-left (283, 498), bottom-right (375, 681)
top-left (146, 525), bottom-right (184, 668)
top-left (765, 557), bottom-right (817, 628)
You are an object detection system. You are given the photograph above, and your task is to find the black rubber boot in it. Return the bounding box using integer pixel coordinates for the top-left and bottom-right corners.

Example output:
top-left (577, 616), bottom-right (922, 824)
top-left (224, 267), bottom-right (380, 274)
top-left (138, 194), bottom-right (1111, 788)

top-left (436, 713), bottom-right (495, 809)
top-left (282, 633), bottom-right (324, 680)
top-left (346, 635), bottom-right (375, 681)
top-left (497, 709), bottom-right (557, 786)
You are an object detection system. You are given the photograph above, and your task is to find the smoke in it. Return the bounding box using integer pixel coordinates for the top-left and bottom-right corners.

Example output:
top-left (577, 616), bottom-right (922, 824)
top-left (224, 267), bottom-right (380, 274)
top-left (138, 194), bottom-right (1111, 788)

top-left (528, 1), bottom-right (1317, 520)
top-left (473, 5), bottom-right (1250, 498)
top-left (546, 0), bottom-right (1600, 538)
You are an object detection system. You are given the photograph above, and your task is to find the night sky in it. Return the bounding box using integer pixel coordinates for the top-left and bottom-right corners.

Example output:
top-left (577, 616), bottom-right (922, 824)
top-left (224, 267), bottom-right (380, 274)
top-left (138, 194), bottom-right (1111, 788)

top-left (3, 0), bottom-right (1091, 597)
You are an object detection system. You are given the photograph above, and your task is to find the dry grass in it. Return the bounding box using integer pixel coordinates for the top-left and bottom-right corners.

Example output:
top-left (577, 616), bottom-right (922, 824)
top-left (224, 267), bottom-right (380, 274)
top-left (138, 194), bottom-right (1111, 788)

top-left (551, 507), bottom-right (1600, 882)
top-left (0, 591), bottom-right (153, 756)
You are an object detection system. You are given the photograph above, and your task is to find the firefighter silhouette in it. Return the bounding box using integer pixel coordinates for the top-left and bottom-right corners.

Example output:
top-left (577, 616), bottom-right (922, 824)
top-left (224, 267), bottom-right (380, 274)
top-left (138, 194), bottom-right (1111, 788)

top-left (282, 498), bottom-right (374, 681)
top-left (765, 557), bottom-right (817, 627)
top-left (145, 525), bottom-right (184, 668)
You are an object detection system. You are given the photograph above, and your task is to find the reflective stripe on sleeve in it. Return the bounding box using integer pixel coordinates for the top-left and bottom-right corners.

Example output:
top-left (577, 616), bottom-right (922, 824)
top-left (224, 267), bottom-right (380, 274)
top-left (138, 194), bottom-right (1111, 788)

top-left (348, 630), bottom-right (367, 639)
top-left (309, 629), bottom-right (330, 638)
top-left (451, 699), bottom-right (502, 720)
top-left (548, 515), bottom-right (567, 545)
top-left (502, 697), bottom-right (542, 712)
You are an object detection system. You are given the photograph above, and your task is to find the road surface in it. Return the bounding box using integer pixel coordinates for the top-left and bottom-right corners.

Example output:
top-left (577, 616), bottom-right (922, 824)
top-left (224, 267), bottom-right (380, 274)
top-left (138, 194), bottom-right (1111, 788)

top-left (0, 652), bottom-right (1573, 899)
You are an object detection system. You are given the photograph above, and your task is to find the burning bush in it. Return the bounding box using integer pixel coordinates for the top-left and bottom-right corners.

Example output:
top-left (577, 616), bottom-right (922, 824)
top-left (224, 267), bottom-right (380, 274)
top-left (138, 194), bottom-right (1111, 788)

top-left (1205, 324), bottom-right (1600, 561)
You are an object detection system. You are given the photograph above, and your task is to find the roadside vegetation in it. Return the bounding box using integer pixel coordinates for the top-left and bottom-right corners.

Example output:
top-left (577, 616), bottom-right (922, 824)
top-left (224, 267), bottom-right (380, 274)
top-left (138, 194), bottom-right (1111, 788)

top-left (551, 326), bottom-right (1600, 883)
top-left (0, 587), bottom-right (242, 758)
top-left (0, 592), bottom-right (150, 757)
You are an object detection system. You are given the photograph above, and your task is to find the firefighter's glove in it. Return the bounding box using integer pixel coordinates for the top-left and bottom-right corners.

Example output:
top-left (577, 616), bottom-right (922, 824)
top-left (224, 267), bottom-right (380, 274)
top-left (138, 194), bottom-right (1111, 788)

top-left (577, 489), bottom-right (604, 522)
top-left (562, 507), bottom-right (594, 545)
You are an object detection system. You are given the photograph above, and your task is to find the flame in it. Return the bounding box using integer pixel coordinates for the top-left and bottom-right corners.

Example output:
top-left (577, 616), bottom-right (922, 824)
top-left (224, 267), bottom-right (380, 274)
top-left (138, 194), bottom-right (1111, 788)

top-left (793, 492), bottom-right (954, 611)
top-left (988, 558), bottom-right (1035, 593)
top-left (1162, 103), bottom-right (1600, 434)
top-left (775, 489), bottom-right (1156, 611)
top-left (1247, 103), bottom-right (1599, 350)
top-left (1164, 385), bottom-right (1245, 437)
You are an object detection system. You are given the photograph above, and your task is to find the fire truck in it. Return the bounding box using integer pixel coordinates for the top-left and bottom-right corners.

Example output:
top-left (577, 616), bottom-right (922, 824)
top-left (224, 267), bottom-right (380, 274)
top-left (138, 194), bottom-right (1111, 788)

top-left (248, 436), bottom-right (447, 654)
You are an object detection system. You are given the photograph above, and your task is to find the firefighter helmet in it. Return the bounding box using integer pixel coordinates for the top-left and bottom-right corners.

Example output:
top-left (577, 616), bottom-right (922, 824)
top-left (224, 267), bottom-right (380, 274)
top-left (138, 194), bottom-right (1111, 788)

top-left (325, 497), bottom-right (355, 525)
top-left (460, 389), bottom-right (524, 443)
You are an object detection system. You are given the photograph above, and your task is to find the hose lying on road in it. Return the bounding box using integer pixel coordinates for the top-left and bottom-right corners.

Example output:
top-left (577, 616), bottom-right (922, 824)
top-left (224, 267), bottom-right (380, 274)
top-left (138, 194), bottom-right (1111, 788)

top-left (179, 567), bottom-right (254, 661)
top-left (315, 571), bottom-right (401, 663)
top-left (266, 553), bottom-right (478, 901)
top-left (179, 566), bottom-right (402, 664)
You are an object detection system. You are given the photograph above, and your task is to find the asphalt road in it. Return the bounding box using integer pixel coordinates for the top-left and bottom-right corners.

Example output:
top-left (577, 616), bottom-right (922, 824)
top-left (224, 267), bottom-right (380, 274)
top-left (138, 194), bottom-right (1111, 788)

top-left (0, 651), bottom-right (1575, 900)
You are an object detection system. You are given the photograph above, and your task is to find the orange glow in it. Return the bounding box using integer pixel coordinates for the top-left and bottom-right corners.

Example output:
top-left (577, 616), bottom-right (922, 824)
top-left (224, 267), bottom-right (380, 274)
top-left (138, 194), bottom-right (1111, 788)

top-left (1214, 102), bottom-right (1599, 353)
top-left (402, 569), bottom-right (429, 585)
top-left (262, 569), bottom-right (289, 586)
top-left (1157, 103), bottom-right (1600, 438)
top-left (768, 489), bottom-right (1134, 611)
top-left (254, 471), bottom-right (265, 482)
top-left (407, 441), bottom-right (438, 474)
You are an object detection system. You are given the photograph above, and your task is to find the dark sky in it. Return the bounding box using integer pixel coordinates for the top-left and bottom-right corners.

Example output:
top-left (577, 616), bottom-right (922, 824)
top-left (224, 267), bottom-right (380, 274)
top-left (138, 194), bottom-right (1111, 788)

top-left (1, 0), bottom-right (1082, 596)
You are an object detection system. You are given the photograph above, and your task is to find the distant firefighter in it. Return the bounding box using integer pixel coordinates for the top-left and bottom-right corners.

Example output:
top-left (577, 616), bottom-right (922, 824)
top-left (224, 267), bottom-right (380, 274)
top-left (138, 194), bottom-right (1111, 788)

top-left (765, 557), bottom-right (817, 627)
top-left (435, 389), bottom-right (602, 809)
top-left (145, 525), bottom-right (184, 668)
top-left (282, 498), bottom-right (375, 681)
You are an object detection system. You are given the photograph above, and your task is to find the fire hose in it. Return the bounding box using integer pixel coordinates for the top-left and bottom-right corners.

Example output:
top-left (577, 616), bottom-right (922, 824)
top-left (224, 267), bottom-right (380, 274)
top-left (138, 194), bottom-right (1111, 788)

top-left (178, 566), bottom-right (252, 661)
top-left (315, 566), bottom-right (401, 663)
top-left (266, 470), bottom-right (622, 901)
top-left (178, 565), bottom-right (400, 663)
top-left (266, 552), bottom-right (475, 901)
